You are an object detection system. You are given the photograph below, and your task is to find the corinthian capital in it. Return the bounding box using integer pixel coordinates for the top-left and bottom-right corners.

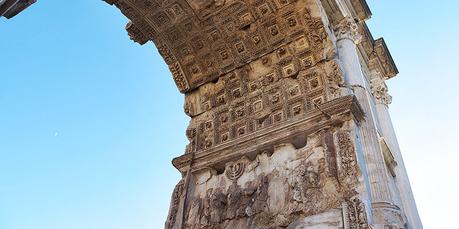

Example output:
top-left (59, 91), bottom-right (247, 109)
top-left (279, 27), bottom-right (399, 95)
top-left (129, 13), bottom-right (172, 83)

top-left (370, 78), bottom-right (392, 106)
top-left (334, 17), bottom-right (362, 44)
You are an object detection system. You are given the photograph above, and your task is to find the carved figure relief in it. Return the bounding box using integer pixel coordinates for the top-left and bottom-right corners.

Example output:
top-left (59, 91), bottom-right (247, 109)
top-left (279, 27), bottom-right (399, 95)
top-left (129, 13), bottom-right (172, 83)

top-left (175, 129), bottom-right (363, 228)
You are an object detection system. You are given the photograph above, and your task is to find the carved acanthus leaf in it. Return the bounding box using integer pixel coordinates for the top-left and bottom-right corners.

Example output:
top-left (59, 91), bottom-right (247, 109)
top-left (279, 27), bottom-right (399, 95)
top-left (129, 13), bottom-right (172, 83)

top-left (370, 78), bottom-right (392, 106)
top-left (334, 17), bottom-right (362, 44)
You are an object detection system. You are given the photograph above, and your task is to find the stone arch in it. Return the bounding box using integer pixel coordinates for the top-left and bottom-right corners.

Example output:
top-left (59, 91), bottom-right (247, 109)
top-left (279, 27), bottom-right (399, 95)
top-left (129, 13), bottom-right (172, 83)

top-left (102, 1), bottom-right (420, 229)
top-left (104, 0), bottom-right (335, 93)
top-left (5, 1), bottom-right (423, 228)
top-left (103, 0), bottom-right (347, 168)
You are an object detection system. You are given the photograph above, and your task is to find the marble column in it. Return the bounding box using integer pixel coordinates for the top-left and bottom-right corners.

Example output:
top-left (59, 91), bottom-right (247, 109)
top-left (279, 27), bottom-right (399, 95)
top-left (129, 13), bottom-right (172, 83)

top-left (334, 17), bottom-right (396, 225)
top-left (371, 77), bottom-right (423, 229)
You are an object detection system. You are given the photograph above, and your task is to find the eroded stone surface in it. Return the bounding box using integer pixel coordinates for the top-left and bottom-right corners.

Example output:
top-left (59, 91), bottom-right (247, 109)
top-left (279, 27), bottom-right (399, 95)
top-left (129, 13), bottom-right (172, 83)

top-left (178, 126), bottom-right (365, 228)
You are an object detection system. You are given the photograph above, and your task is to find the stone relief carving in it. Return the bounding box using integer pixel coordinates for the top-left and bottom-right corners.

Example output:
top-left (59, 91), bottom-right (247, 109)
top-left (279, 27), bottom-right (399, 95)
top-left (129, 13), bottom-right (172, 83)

top-left (166, 179), bottom-right (185, 229)
top-left (174, 128), bottom-right (363, 228)
top-left (225, 157), bottom-right (249, 181)
top-left (183, 59), bottom-right (344, 155)
top-left (346, 197), bottom-right (369, 229)
top-left (337, 131), bottom-right (359, 184)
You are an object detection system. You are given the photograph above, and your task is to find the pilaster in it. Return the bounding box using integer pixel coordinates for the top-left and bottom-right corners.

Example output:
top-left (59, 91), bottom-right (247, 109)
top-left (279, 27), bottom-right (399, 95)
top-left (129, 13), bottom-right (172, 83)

top-left (370, 75), bottom-right (423, 229)
top-left (334, 16), bottom-right (401, 226)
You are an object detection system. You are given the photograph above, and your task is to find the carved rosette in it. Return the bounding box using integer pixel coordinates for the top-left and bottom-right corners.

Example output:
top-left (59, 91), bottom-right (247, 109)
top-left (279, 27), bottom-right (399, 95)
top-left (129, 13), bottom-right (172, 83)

top-left (334, 17), bottom-right (362, 44)
top-left (370, 78), bottom-right (392, 106)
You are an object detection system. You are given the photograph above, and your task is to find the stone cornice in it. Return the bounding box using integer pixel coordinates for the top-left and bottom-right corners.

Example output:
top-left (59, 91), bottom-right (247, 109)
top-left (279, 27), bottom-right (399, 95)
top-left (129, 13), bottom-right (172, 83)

top-left (373, 38), bottom-right (398, 79)
top-left (319, 1), bottom-right (397, 80)
top-left (319, 0), bottom-right (371, 26)
top-left (357, 23), bottom-right (398, 79)
top-left (172, 95), bottom-right (365, 173)
top-left (349, 0), bottom-right (372, 21)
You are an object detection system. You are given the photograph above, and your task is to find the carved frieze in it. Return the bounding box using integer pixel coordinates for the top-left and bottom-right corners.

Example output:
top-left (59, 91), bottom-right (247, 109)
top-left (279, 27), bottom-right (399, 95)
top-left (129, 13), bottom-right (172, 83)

top-left (174, 127), bottom-right (364, 228)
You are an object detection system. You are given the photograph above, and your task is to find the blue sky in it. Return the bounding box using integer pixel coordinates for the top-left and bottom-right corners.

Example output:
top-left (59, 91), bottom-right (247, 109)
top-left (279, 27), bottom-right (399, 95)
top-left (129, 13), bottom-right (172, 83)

top-left (0, 0), bottom-right (458, 228)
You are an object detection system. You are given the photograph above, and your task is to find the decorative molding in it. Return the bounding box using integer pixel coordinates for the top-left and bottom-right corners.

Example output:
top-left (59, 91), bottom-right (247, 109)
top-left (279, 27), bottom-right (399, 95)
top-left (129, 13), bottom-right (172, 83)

top-left (359, 23), bottom-right (398, 79)
top-left (373, 38), bottom-right (399, 79)
top-left (346, 197), bottom-right (369, 229)
top-left (349, 0), bottom-right (372, 21)
top-left (172, 95), bottom-right (365, 173)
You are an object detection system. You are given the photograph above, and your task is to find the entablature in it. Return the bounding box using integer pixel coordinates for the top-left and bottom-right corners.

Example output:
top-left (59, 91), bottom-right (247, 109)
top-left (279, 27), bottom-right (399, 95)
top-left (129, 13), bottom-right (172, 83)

top-left (349, 0), bottom-right (371, 21)
top-left (358, 22), bottom-right (398, 80)
top-left (319, 0), bottom-right (370, 26)
top-left (319, 0), bottom-right (397, 80)
top-left (172, 95), bottom-right (364, 173)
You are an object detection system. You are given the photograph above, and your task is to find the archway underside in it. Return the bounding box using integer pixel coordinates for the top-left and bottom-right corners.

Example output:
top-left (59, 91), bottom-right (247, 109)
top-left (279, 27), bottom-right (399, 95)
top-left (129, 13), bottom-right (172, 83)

top-left (105, 0), bottom-right (339, 93)
top-left (105, 0), bottom-right (354, 161)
